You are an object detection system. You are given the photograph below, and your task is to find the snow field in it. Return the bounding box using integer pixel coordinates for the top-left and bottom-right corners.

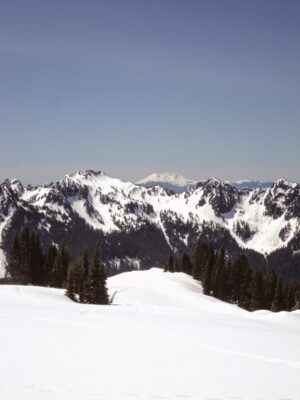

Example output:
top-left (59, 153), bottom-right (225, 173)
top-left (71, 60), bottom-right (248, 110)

top-left (0, 268), bottom-right (299, 399)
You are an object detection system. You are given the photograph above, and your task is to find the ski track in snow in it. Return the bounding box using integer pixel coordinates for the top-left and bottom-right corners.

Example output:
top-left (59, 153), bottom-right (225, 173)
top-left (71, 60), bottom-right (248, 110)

top-left (0, 269), bottom-right (300, 400)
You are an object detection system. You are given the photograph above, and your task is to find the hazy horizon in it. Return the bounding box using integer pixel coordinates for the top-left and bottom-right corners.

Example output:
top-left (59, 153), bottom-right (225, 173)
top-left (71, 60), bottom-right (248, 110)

top-left (0, 165), bottom-right (297, 186)
top-left (0, 166), bottom-right (296, 187)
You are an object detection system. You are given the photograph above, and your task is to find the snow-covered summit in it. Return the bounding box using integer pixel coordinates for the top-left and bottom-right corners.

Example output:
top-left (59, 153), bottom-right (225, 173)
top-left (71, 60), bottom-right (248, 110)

top-left (136, 172), bottom-right (196, 192)
top-left (64, 169), bottom-right (106, 180)
top-left (136, 172), bottom-right (195, 187)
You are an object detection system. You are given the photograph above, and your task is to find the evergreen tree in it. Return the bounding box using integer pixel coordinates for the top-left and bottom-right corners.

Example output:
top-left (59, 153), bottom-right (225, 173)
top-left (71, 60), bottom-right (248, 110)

top-left (82, 249), bottom-right (90, 279)
top-left (163, 261), bottom-right (168, 272)
top-left (286, 285), bottom-right (296, 311)
top-left (202, 245), bottom-right (215, 296)
top-left (6, 232), bottom-right (21, 282)
top-left (80, 249), bottom-right (90, 302)
top-left (272, 279), bottom-right (285, 312)
top-left (223, 259), bottom-right (232, 302)
top-left (18, 226), bottom-right (31, 284)
top-left (85, 247), bottom-right (109, 305)
top-left (166, 252), bottom-right (174, 273)
top-left (65, 264), bottom-right (77, 301)
top-left (30, 231), bottom-right (43, 285)
top-left (293, 287), bottom-right (300, 310)
top-left (264, 271), bottom-right (277, 310)
top-left (6, 228), bottom-right (42, 285)
top-left (212, 247), bottom-right (227, 300)
top-left (73, 259), bottom-right (85, 302)
top-left (49, 253), bottom-right (64, 288)
top-left (192, 240), bottom-right (208, 280)
top-left (59, 244), bottom-right (70, 287)
top-left (181, 252), bottom-right (193, 275)
top-left (238, 266), bottom-right (252, 310)
top-left (250, 269), bottom-right (264, 311)
top-left (174, 257), bottom-right (181, 273)
top-left (66, 256), bottom-right (90, 303)
top-left (228, 255), bottom-right (246, 303)
top-left (43, 244), bottom-right (58, 286)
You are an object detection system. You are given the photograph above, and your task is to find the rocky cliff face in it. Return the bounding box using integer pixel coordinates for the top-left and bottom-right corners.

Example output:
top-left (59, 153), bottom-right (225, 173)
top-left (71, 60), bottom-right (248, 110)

top-left (1, 171), bottom-right (300, 280)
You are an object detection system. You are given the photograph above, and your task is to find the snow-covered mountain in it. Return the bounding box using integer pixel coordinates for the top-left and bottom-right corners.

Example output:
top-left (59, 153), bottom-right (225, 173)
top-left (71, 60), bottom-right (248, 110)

top-left (136, 172), bottom-right (196, 192)
top-left (136, 172), bottom-right (273, 192)
top-left (1, 268), bottom-right (299, 399)
top-left (1, 170), bottom-right (300, 279)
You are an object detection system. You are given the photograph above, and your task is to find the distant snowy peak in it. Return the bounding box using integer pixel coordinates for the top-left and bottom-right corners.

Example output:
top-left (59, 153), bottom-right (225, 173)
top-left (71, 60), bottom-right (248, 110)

top-left (136, 172), bottom-right (195, 186)
top-left (136, 172), bottom-right (196, 192)
top-left (231, 180), bottom-right (273, 190)
top-left (137, 174), bottom-right (275, 192)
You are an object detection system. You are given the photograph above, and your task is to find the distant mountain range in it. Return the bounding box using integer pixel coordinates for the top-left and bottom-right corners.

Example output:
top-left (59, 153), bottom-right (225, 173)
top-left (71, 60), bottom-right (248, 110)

top-left (136, 172), bottom-right (274, 192)
top-left (1, 170), bottom-right (300, 281)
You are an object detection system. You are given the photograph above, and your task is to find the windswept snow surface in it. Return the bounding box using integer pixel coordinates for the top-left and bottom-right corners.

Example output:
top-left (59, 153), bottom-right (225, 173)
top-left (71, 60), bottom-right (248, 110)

top-left (0, 269), bottom-right (299, 400)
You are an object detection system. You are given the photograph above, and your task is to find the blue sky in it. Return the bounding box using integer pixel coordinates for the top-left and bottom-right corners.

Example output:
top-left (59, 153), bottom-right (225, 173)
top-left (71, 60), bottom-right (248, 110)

top-left (0, 0), bottom-right (299, 184)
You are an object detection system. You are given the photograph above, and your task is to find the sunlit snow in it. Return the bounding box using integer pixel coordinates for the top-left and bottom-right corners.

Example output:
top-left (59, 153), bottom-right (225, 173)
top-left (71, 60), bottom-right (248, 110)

top-left (0, 269), bottom-right (299, 400)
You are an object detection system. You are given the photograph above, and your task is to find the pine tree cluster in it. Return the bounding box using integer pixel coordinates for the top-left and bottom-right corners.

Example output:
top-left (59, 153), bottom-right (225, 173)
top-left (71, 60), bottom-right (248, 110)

top-left (5, 227), bottom-right (109, 305)
top-left (6, 226), bottom-right (69, 287)
top-left (65, 247), bottom-right (109, 304)
top-left (165, 240), bottom-right (300, 312)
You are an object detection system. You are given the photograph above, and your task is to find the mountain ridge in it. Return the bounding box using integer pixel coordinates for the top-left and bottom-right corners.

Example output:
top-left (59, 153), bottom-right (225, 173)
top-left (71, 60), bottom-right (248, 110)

top-left (1, 170), bottom-right (300, 280)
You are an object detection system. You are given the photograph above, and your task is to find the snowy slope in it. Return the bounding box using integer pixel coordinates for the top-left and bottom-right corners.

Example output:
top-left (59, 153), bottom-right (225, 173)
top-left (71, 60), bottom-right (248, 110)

top-left (0, 268), bottom-right (299, 400)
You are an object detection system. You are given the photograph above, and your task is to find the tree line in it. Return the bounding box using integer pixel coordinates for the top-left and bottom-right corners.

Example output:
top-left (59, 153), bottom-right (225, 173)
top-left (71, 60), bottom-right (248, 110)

top-left (5, 227), bottom-right (109, 305)
top-left (165, 239), bottom-right (300, 312)
top-left (5, 227), bottom-right (300, 311)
